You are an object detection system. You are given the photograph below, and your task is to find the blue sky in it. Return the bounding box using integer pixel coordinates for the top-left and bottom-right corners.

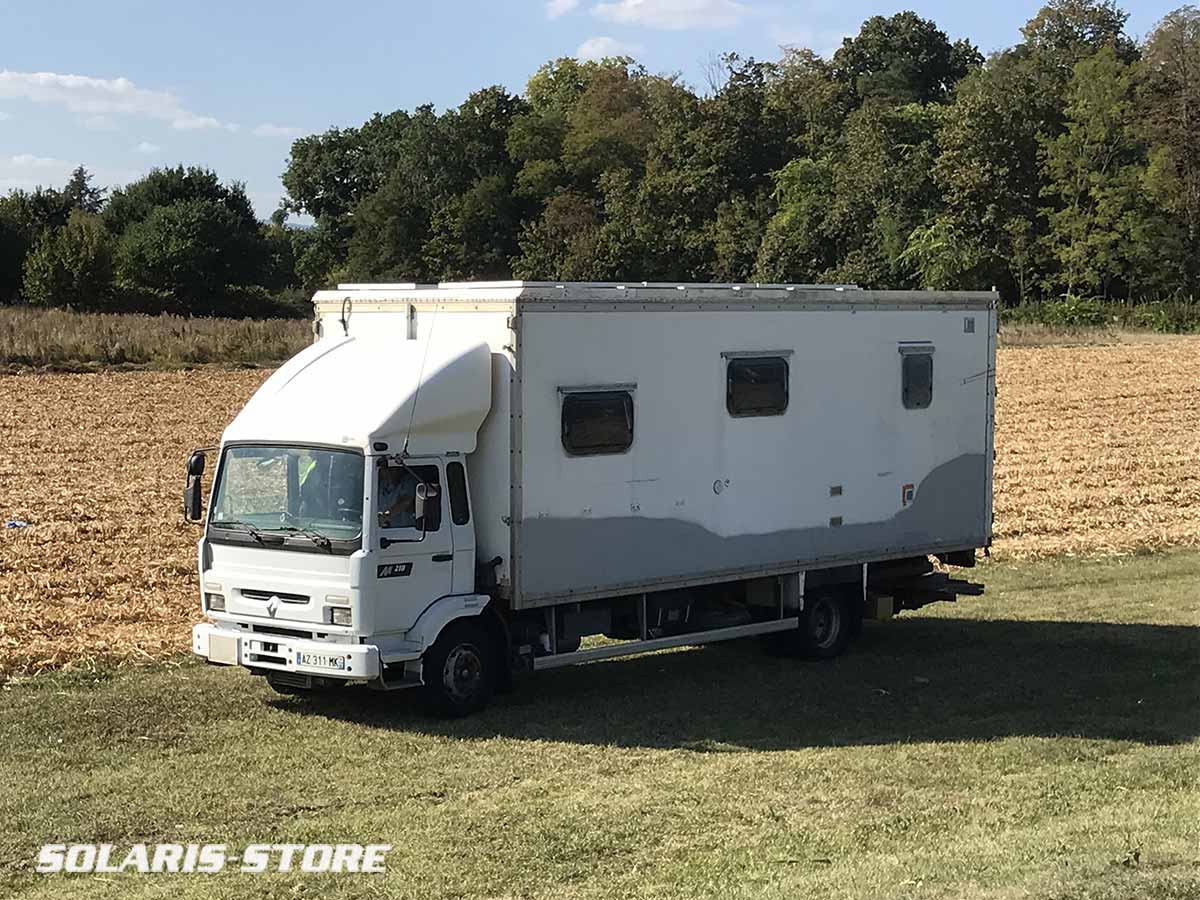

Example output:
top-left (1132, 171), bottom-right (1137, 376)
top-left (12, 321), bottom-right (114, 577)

top-left (0, 0), bottom-right (1181, 220)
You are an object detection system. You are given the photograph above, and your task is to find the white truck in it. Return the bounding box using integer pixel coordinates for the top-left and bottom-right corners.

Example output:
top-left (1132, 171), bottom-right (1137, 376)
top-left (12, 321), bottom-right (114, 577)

top-left (188, 281), bottom-right (995, 715)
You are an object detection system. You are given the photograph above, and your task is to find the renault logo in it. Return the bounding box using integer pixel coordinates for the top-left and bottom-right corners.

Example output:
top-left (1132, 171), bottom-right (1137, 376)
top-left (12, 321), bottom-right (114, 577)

top-left (267, 595), bottom-right (280, 617)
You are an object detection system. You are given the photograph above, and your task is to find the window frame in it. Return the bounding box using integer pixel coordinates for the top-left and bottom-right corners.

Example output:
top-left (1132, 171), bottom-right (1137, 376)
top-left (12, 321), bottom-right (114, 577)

top-left (724, 354), bottom-right (791, 418)
top-left (559, 387), bottom-right (636, 457)
top-left (446, 461), bottom-right (470, 526)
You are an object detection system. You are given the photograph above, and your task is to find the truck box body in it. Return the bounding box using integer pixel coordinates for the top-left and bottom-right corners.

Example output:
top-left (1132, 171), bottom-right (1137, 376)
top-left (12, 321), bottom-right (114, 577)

top-left (311, 282), bottom-right (996, 612)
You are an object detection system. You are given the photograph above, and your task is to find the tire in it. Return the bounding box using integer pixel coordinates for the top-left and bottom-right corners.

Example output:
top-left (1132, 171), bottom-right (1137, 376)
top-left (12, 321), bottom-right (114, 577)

top-left (797, 591), bottom-right (851, 659)
top-left (421, 619), bottom-right (496, 717)
top-left (763, 590), bottom-right (852, 659)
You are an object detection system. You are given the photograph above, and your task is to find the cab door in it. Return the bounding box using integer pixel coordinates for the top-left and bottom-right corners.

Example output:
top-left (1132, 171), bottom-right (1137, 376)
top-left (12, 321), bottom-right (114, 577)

top-left (372, 460), bottom-right (454, 634)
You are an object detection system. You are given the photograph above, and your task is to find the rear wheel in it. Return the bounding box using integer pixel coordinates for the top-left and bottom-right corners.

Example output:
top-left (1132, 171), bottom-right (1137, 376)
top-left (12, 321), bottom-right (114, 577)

top-left (763, 590), bottom-right (852, 659)
top-left (797, 591), bottom-right (851, 659)
top-left (421, 620), bottom-right (496, 717)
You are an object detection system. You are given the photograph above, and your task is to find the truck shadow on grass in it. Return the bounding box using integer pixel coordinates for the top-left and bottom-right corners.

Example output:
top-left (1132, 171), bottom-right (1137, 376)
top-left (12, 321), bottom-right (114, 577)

top-left (278, 616), bottom-right (1200, 750)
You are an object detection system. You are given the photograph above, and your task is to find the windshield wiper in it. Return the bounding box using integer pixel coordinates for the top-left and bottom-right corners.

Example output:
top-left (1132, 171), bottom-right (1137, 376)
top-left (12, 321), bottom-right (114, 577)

top-left (210, 520), bottom-right (274, 545)
top-left (275, 525), bottom-right (333, 551)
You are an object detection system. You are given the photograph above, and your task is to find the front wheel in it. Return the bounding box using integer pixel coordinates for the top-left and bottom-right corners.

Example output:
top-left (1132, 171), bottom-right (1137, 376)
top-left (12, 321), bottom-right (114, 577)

top-left (421, 620), bottom-right (496, 717)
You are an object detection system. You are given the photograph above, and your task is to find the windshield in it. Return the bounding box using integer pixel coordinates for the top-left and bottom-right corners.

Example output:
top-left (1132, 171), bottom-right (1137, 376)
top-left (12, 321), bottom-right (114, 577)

top-left (210, 446), bottom-right (364, 543)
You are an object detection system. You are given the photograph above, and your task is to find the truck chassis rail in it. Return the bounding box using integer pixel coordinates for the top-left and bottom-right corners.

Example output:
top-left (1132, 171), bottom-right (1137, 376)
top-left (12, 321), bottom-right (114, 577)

top-left (531, 617), bottom-right (800, 670)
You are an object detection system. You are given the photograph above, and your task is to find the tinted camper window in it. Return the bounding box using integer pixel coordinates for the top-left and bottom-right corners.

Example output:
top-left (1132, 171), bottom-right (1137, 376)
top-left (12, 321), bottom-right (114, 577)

top-left (561, 391), bottom-right (634, 456)
top-left (902, 353), bottom-right (933, 409)
top-left (727, 357), bottom-right (789, 417)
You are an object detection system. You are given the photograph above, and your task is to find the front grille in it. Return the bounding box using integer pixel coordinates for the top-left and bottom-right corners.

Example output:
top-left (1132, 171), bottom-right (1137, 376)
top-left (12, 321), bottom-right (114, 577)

top-left (240, 588), bottom-right (309, 604)
top-left (252, 624), bottom-right (314, 640)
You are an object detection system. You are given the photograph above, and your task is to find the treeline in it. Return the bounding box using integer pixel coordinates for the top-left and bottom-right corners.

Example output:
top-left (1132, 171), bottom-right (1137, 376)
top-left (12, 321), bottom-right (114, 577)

top-left (2, 0), bottom-right (1198, 322)
top-left (279, 0), bottom-right (1197, 314)
top-left (0, 167), bottom-right (307, 318)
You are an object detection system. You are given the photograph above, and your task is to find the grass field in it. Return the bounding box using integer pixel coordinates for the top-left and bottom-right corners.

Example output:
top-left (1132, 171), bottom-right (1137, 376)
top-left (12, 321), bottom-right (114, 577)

top-left (1, 552), bottom-right (1197, 899)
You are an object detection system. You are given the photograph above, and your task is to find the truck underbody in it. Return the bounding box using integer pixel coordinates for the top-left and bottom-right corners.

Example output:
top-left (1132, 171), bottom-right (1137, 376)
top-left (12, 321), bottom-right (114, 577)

top-left (197, 550), bottom-right (984, 714)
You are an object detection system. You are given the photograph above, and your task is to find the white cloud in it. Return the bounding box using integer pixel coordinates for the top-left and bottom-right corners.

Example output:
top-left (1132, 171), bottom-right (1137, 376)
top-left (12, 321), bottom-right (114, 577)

top-left (252, 123), bottom-right (303, 139)
top-left (136, 141), bottom-right (161, 154)
top-left (0, 154), bottom-right (74, 192)
top-left (546, 0), bottom-right (580, 17)
top-left (591, 0), bottom-right (747, 30)
top-left (0, 111), bottom-right (10, 121)
top-left (0, 70), bottom-right (235, 131)
top-left (8, 153), bottom-right (69, 169)
top-left (576, 35), bottom-right (644, 60)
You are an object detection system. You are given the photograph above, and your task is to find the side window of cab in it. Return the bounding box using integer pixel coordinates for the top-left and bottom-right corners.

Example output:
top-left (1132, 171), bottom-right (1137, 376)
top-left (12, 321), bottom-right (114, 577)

top-left (377, 464), bottom-right (442, 531)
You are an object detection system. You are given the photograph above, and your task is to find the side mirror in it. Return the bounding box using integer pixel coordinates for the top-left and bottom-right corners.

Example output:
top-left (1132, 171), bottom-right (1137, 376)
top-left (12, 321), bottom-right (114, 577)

top-left (414, 482), bottom-right (438, 530)
top-left (184, 450), bottom-right (206, 522)
top-left (186, 450), bottom-right (206, 478)
top-left (184, 476), bottom-right (203, 522)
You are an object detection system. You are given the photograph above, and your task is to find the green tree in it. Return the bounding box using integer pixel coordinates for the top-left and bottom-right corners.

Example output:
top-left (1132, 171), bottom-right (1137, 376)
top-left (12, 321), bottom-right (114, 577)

top-left (929, 51), bottom-right (1060, 299)
top-left (115, 199), bottom-right (274, 315)
top-left (512, 191), bottom-right (603, 280)
top-left (766, 48), bottom-right (851, 159)
top-left (105, 166), bottom-right (257, 237)
top-left (0, 187), bottom-right (73, 303)
top-left (1021, 0), bottom-right (1136, 69)
top-left (423, 175), bottom-right (522, 280)
top-left (1041, 48), bottom-right (1173, 297)
top-left (62, 166), bottom-right (106, 214)
top-left (281, 110), bottom-right (411, 232)
top-left (561, 65), bottom-right (654, 184)
top-left (21, 211), bottom-right (115, 310)
top-left (831, 11), bottom-right (982, 105)
top-left (1142, 6), bottom-right (1200, 293)
top-left (755, 157), bottom-right (837, 282)
top-left (758, 102), bottom-right (942, 288)
top-left (344, 87), bottom-right (527, 282)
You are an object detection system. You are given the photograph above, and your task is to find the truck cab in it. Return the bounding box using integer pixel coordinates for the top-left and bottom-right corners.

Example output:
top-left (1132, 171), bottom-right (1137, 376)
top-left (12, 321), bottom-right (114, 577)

top-left (190, 331), bottom-right (503, 713)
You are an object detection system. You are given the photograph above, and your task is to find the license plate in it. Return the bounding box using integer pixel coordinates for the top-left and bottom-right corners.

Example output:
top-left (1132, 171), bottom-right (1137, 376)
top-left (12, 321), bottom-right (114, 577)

top-left (298, 652), bottom-right (345, 670)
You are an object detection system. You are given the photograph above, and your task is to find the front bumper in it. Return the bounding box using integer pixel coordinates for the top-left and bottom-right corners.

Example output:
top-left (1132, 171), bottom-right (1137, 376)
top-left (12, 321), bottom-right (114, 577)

top-left (192, 623), bottom-right (381, 680)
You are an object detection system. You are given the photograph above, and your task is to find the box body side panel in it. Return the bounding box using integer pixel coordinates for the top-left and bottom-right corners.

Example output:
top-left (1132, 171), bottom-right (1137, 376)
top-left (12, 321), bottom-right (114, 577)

top-left (515, 306), bottom-right (991, 607)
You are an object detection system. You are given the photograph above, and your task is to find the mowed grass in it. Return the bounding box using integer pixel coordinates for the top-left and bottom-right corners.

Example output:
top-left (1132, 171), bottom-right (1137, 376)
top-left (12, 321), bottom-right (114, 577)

top-left (1, 553), bottom-right (1197, 900)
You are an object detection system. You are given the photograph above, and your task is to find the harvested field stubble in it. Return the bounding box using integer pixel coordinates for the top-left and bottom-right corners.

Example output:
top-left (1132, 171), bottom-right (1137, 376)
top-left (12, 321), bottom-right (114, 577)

top-left (993, 340), bottom-right (1200, 558)
top-left (1, 370), bottom-right (268, 678)
top-left (1, 338), bottom-right (1198, 679)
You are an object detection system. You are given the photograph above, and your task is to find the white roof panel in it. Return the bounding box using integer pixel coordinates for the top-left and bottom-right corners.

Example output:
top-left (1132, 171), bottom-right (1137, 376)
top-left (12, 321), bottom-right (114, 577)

top-left (223, 335), bottom-right (491, 454)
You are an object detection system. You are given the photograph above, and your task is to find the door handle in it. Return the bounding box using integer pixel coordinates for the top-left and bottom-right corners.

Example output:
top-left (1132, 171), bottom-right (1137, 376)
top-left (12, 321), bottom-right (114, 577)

top-left (431, 553), bottom-right (453, 562)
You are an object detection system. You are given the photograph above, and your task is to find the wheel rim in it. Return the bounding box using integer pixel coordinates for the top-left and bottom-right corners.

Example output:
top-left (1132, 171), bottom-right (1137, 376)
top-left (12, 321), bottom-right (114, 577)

top-left (442, 643), bottom-right (484, 702)
top-left (809, 597), bottom-right (842, 649)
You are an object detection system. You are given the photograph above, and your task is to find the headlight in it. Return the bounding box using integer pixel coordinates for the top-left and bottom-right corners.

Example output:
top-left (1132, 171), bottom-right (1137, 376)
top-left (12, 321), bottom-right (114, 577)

top-left (205, 593), bottom-right (225, 612)
top-left (329, 607), bottom-right (352, 627)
